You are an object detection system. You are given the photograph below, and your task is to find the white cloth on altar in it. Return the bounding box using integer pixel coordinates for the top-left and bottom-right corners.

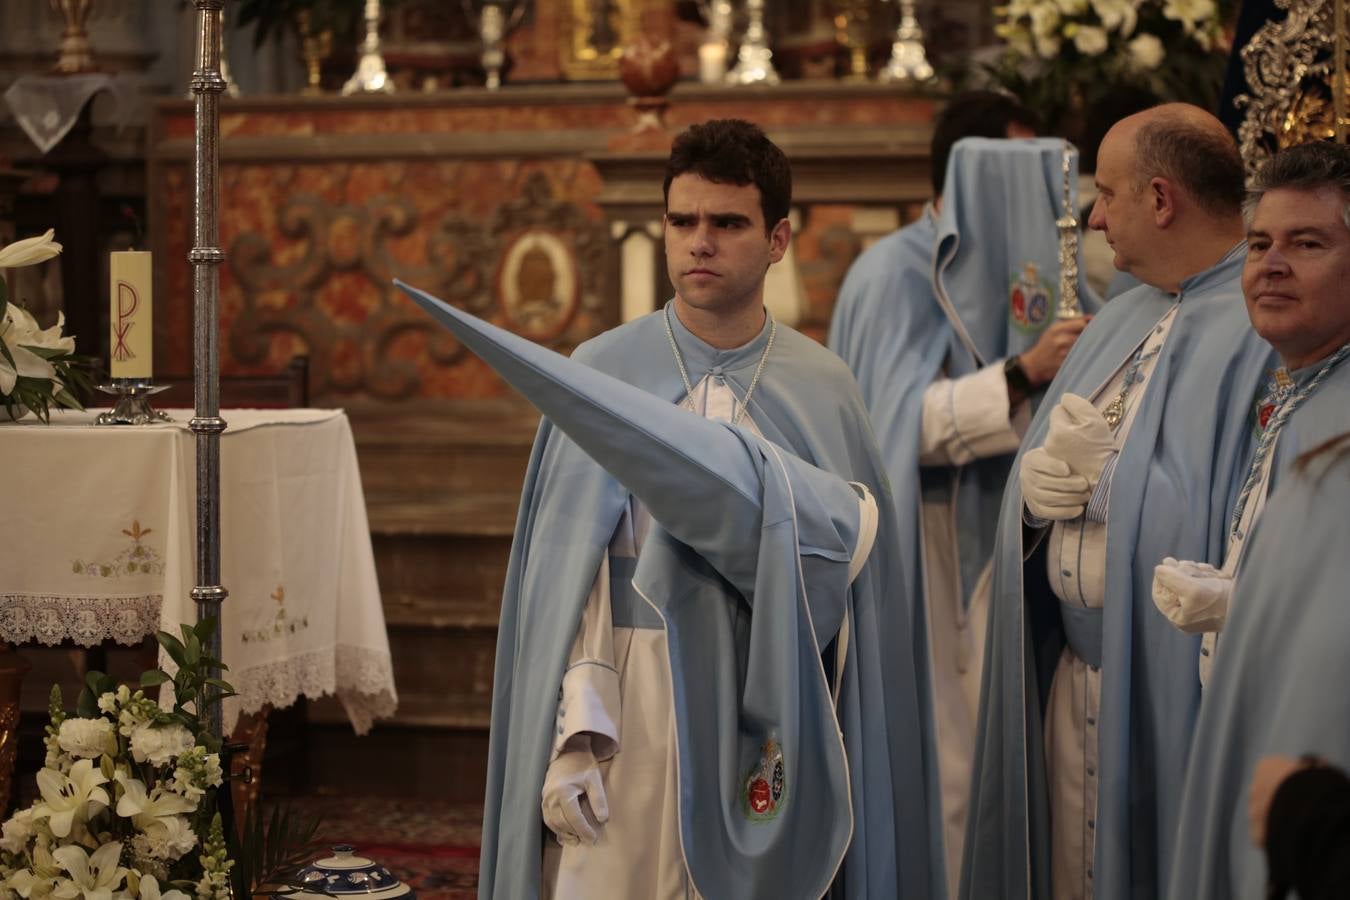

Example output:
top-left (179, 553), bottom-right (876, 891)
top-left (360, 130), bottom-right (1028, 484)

top-left (2, 73), bottom-right (135, 154)
top-left (1042, 305), bottom-right (1177, 900)
top-left (540, 373), bottom-right (876, 900)
top-left (0, 408), bottom-right (396, 735)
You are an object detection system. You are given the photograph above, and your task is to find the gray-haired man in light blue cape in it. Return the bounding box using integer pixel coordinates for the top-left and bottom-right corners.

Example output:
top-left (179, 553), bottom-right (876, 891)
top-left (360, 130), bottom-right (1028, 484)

top-left (405, 119), bottom-right (941, 900)
top-left (1163, 141), bottom-right (1350, 900)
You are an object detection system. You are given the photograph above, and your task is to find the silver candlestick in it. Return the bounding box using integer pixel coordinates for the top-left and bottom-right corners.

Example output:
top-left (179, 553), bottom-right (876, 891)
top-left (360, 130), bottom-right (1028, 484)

top-left (879, 0), bottom-right (934, 83)
top-left (481, 3), bottom-right (505, 90)
top-left (1056, 142), bottom-right (1085, 320)
top-left (94, 379), bottom-right (172, 425)
top-left (697, 0), bottom-right (734, 84)
top-left (727, 0), bottom-right (779, 86)
top-left (462, 0), bottom-right (525, 90)
top-left (342, 0), bottom-right (393, 95)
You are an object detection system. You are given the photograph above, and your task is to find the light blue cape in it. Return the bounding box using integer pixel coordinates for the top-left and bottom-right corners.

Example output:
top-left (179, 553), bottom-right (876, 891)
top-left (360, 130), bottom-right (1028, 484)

top-left (960, 250), bottom-right (1278, 900)
top-left (830, 138), bottom-right (1101, 622)
top-left (1167, 361), bottom-right (1350, 900)
top-left (418, 293), bottom-right (944, 900)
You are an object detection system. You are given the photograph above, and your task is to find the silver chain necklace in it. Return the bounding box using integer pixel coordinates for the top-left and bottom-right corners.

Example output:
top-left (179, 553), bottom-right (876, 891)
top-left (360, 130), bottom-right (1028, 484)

top-left (663, 305), bottom-right (776, 427)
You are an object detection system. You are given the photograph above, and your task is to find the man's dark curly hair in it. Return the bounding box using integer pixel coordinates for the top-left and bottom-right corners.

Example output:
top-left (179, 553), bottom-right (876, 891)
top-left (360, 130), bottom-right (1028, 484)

top-left (663, 119), bottom-right (792, 233)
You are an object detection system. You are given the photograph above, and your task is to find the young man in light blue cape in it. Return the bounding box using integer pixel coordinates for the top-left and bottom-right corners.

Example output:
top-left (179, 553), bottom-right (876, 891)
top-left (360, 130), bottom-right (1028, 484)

top-left (961, 104), bottom-right (1278, 900)
top-left (409, 120), bottom-right (941, 900)
top-left (1162, 141), bottom-right (1350, 900)
top-left (828, 91), bottom-right (1097, 896)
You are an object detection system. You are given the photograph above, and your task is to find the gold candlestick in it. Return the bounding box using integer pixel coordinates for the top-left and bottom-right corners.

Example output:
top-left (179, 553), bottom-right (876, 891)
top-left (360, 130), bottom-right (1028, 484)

top-left (49, 0), bottom-right (98, 75)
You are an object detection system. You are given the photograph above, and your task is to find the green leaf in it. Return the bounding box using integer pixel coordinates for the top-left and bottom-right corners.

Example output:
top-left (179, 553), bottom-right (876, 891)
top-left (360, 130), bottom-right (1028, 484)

top-left (75, 687), bottom-right (98, 718)
top-left (157, 630), bottom-right (188, 667)
top-left (140, 670), bottom-right (171, 687)
top-left (19, 345), bottom-right (70, 361)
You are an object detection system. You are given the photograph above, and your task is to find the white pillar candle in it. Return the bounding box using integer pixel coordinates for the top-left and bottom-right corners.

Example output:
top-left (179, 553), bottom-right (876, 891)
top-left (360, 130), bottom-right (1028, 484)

top-left (109, 251), bottom-right (152, 379)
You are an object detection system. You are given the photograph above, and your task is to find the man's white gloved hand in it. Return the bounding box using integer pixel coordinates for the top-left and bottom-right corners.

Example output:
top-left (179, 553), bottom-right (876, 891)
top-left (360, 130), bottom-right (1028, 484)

top-left (1151, 556), bottom-right (1233, 634)
top-left (541, 749), bottom-right (609, 846)
top-left (1021, 447), bottom-right (1092, 521)
top-left (1042, 393), bottom-right (1116, 486)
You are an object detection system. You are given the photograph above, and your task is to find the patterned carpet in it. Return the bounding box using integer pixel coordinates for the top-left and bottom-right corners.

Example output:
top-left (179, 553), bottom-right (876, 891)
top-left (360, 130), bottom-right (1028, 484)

top-left (283, 796), bottom-right (482, 899)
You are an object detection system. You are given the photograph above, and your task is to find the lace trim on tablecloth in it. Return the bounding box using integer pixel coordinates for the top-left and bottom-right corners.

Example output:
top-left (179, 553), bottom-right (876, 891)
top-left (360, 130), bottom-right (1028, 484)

top-left (224, 644), bottom-right (398, 736)
top-left (0, 594), bottom-right (160, 646)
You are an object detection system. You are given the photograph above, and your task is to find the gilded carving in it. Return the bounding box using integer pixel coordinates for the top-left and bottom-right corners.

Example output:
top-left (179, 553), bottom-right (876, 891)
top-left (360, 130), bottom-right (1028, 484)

top-left (1235, 0), bottom-right (1347, 180)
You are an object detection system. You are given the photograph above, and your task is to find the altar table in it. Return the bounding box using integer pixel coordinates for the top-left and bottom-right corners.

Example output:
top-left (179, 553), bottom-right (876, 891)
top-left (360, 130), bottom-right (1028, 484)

top-left (0, 408), bottom-right (398, 737)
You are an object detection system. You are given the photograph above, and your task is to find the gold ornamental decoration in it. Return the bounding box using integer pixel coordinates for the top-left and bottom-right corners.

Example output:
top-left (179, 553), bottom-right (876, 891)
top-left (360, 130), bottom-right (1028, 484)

top-left (1234, 0), bottom-right (1350, 181)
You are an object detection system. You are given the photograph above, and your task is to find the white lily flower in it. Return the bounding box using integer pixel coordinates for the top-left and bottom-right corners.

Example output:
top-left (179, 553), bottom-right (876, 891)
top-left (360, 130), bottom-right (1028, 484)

top-left (0, 307), bottom-right (57, 397)
top-left (31, 760), bottom-right (109, 839)
top-left (8, 844), bottom-right (62, 899)
top-left (136, 875), bottom-right (188, 900)
top-left (0, 230), bottom-right (62, 270)
top-left (50, 841), bottom-right (126, 900)
top-left (114, 774), bottom-right (196, 831)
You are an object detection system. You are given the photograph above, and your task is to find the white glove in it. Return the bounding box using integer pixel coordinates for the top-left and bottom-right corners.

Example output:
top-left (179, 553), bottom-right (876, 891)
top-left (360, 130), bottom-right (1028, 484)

top-left (1043, 393), bottom-right (1116, 487)
top-left (1021, 447), bottom-right (1092, 521)
top-left (541, 749), bottom-right (609, 846)
top-left (1151, 557), bottom-right (1233, 634)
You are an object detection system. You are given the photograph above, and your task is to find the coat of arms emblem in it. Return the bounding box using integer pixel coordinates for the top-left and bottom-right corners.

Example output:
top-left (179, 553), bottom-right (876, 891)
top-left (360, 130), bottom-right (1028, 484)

top-left (1009, 261), bottom-right (1054, 332)
top-left (743, 737), bottom-right (786, 821)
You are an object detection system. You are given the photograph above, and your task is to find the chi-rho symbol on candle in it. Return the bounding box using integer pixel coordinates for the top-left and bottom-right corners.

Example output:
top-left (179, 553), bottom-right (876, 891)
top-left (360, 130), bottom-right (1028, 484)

top-left (109, 250), bottom-right (152, 378)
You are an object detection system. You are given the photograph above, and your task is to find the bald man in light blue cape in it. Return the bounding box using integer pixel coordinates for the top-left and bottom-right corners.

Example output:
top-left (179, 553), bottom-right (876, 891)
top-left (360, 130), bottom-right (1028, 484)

top-left (396, 280), bottom-right (941, 900)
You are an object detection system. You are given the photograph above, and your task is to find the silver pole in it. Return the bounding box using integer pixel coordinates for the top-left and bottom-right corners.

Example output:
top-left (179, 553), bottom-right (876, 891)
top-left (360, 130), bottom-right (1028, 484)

top-left (1056, 141), bottom-right (1084, 320)
top-left (190, 0), bottom-right (229, 739)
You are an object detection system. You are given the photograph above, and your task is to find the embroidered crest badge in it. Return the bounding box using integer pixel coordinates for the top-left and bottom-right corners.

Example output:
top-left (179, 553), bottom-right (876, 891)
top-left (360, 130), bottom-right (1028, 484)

top-left (742, 737), bottom-right (786, 821)
top-left (1009, 261), bottom-right (1054, 333)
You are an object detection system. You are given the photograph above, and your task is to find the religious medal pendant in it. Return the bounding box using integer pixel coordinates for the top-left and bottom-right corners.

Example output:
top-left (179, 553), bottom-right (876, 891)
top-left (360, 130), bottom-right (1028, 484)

top-left (1102, 391), bottom-right (1126, 429)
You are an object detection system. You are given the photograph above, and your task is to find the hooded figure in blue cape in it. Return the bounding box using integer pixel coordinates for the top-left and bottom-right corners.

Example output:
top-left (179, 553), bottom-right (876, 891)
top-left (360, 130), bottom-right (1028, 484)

top-left (960, 104), bottom-right (1278, 900)
top-left (396, 280), bottom-right (940, 900)
top-left (830, 103), bottom-right (1099, 895)
top-left (1162, 140), bottom-right (1350, 900)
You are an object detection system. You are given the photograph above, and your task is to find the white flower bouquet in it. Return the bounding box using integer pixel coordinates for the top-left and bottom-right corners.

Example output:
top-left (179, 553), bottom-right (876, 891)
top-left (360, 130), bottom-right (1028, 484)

top-left (0, 620), bottom-right (235, 900)
top-left (984, 0), bottom-right (1234, 146)
top-left (0, 230), bottom-right (93, 422)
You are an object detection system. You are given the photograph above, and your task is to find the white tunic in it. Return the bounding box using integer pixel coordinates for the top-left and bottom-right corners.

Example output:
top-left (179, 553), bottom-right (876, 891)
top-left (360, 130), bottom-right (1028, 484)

top-left (541, 373), bottom-right (877, 900)
top-left (1041, 305), bottom-right (1178, 900)
top-left (918, 361), bottom-right (1028, 897)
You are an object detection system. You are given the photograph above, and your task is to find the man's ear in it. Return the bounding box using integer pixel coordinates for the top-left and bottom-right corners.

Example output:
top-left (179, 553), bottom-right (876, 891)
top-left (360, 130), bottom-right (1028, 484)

top-left (1151, 177), bottom-right (1177, 228)
top-left (768, 217), bottom-right (791, 263)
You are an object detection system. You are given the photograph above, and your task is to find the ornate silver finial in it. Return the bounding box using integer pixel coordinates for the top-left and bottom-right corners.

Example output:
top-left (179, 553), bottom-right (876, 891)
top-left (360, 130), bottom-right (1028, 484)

top-left (1056, 142), bottom-right (1084, 320)
top-left (342, 0), bottom-right (393, 95)
top-left (727, 0), bottom-right (779, 86)
top-left (878, 0), bottom-right (934, 84)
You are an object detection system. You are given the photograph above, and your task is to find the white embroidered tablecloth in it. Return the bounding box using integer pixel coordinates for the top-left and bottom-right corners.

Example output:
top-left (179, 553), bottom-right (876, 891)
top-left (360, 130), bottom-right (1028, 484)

top-left (0, 408), bottom-right (397, 735)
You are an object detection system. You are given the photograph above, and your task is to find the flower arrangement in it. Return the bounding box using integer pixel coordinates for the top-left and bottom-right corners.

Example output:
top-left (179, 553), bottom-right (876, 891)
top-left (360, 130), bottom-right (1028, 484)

top-left (0, 620), bottom-right (236, 900)
top-left (984, 0), bottom-right (1236, 151)
top-left (0, 229), bottom-right (92, 422)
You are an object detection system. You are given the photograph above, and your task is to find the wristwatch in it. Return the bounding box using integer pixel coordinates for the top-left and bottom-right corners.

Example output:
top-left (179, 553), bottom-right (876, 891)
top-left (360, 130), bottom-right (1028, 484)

top-left (1004, 355), bottom-right (1033, 395)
